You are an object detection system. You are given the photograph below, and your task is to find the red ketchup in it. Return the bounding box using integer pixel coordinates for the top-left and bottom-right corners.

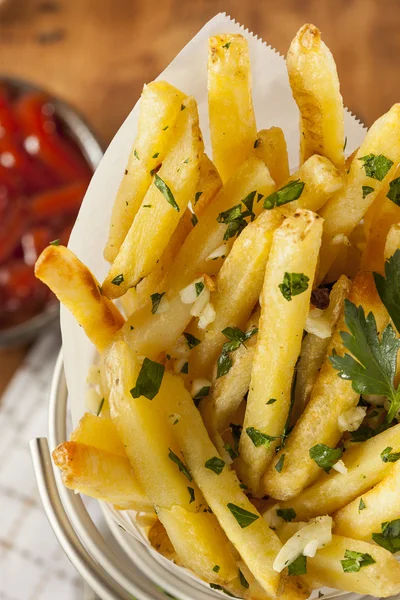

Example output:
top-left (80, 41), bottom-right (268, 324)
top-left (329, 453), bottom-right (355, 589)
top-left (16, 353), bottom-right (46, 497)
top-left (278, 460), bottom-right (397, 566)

top-left (0, 86), bottom-right (92, 330)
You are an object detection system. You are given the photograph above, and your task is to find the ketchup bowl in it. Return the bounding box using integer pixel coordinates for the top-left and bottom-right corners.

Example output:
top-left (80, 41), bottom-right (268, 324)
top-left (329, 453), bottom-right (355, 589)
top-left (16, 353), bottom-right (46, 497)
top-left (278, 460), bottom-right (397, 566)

top-left (0, 77), bottom-right (103, 347)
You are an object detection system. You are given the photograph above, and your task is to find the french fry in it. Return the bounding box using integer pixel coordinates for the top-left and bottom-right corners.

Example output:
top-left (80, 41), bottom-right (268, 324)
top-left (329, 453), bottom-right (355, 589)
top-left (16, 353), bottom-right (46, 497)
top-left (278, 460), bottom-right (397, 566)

top-left (323, 236), bottom-right (350, 283)
top-left (123, 157), bottom-right (275, 358)
top-left (35, 245), bottom-right (124, 352)
top-left (291, 275), bottom-right (351, 425)
top-left (152, 370), bottom-right (283, 597)
top-left (193, 154), bottom-right (222, 216)
top-left (189, 209), bottom-right (285, 381)
top-left (361, 172), bottom-right (400, 272)
top-left (264, 272), bottom-right (390, 501)
top-left (52, 441), bottom-right (152, 511)
top-left (104, 81), bottom-right (186, 262)
top-left (287, 24), bottom-right (345, 170)
top-left (318, 104), bottom-right (400, 282)
top-left (239, 210), bottom-right (323, 496)
top-left (102, 97), bottom-right (203, 299)
top-left (148, 520), bottom-right (177, 561)
top-left (253, 128), bottom-right (290, 186)
top-left (207, 308), bottom-right (260, 434)
top-left (384, 223), bottom-right (400, 260)
top-left (105, 340), bottom-right (238, 584)
top-left (279, 423), bottom-right (400, 520)
top-left (208, 34), bottom-right (257, 182)
top-left (333, 460), bottom-right (400, 542)
top-left (277, 523), bottom-right (400, 597)
top-left (70, 413), bottom-right (126, 457)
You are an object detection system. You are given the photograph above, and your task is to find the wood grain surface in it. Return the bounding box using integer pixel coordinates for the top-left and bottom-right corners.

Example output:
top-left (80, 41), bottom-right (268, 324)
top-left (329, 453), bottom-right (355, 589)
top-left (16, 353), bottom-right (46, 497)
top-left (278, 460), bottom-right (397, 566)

top-left (0, 0), bottom-right (399, 392)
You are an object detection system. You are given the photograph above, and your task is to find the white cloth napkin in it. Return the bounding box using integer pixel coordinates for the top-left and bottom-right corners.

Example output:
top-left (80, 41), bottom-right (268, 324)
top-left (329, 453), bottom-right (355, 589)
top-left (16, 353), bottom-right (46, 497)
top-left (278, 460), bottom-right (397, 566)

top-left (0, 327), bottom-right (81, 600)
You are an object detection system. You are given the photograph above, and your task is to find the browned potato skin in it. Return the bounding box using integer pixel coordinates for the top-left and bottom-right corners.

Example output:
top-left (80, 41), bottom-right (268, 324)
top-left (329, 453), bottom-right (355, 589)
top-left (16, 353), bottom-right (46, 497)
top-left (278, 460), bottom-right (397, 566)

top-left (35, 245), bottom-right (124, 352)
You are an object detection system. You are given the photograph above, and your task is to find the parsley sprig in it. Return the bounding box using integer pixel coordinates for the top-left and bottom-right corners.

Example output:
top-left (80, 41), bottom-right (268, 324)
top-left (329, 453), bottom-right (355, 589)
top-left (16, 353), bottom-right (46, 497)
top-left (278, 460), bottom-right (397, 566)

top-left (216, 326), bottom-right (258, 378)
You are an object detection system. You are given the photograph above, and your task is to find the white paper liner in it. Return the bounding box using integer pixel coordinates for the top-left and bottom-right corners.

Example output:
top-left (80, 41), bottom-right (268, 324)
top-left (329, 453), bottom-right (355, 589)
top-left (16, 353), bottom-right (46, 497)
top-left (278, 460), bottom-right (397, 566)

top-left (60, 12), bottom-right (367, 598)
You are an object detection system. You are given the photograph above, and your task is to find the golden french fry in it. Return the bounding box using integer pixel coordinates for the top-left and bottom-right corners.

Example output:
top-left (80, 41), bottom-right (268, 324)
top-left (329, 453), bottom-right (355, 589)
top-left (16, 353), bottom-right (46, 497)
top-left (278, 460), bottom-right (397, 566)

top-left (35, 245), bottom-right (124, 352)
top-left (333, 460), bottom-right (400, 542)
top-left (70, 413), bottom-right (126, 457)
top-left (253, 128), bottom-right (290, 186)
top-left (193, 154), bottom-right (222, 217)
top-left (287, 24), bottom-right (345, 170)
top-left (239, 210), bottom-right (323, 496)
top-left (318, 104), bottom-right (400, 282)
top-left (104, 81), bottom-right (186, 262)
top-left (323, 235), bottom-right (351, 283)
top-left (264, 272), bottom-right (390, 500)
top-left (279, 422), bottom-right (400, 520)
top-left (384, 223), bottom-right (400, 260)
top-left (148, 520), bottom-right (177, 561)
top-left (122, 157), bottom-right (275, 359)
top-left (206, 308), bottom-right (260, 435)
top-left (189, 209), bottom-right (285, 381)
top-left (105, 340), bottom-right (238, 584)
top-left (291, 275), bottom-right (351, 425)
top-left (208, 34), bottom-right (257, 182)
top-left (52, 441), bottom-right (152, 511)
top-left (152, 370), bottom-right (282, 597)
top-left (102, 97), bottom-right (203, 299)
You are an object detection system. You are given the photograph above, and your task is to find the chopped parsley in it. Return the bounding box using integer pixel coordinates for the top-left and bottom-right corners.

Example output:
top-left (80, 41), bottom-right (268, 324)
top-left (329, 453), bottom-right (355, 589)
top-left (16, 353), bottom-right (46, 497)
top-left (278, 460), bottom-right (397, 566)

top-left (180, 361), bottom-right (189, 374)
top-left (154, 174), bottom-right (180, 212)
top-left (213, 565), bottom-right (220, 573)
top-left (267, 398), bottom-right (277, 405)
top-left (195, 281), bottom-right (205, 296)
top-left (209, 584), bottom-right (236, 597)
top-left (181, 104), bottom-right (186, 111)
top-left (372, 519), bottom-right (400, 553)
top-left (241, 190), bottom-right (256, 221)
top-left (387, 177), bottom-right (400, 205)
top-left (191, 213), bottom-right (198, 227)
top-left (343, 137), bottom-right (347, 151)
top-left (222, 42), bottom-right (231, 49)
top-left (246, 427), bottom-right (279, 449)
top-left (359, 498), bottom-right (366, 511)
top-left (263, 179), bottom-right (305, 210)
top-left (275, 454), bottom-right (285, 473)
top-left (238, 568), bottom-right (249, 589)
top-left (330, 298), bottom-right (400, 423)
top-left (381, 446), bottom-right (400, 463)
top-left (216, 193), bottom-right (257, 240)
top-left (168, 449), bottom-right (192, 481)
top-left (216, 326), bottom-right (258, 378)
top-left (111, 273), bottom-right (124, 286)
top-left (341, 549), bottom-right (376, 573)
top-left (358, 154), bottom-right (393, 181)
top-left (187, 486), bottom-right (195, 503)
top-left (150, 292), bottom-right (166, 314)
top-left (309, 444), bottom-right (343, 473)
top-left (162, 125), bottom-right (169, 131)
top-left (50, 239), bottom-right (60, 246)
top-left (195, 191), bottom-right (203, 204)
top-left (279, 272), bottom-right (309, 301)
top-left (193, 385), bottom-right (210, 405)
top-left (227, 503), bottom-right (259, 528)
top-left (254, 138), bottom-right (261, 148)
top-left (134, 149), bottom-right (139, 160)
top-left (183, 332), bottom-right (201, 349)
top-left (205, 456), bottom-right (225, 475)
top-left (130, 358), bottom-right (165, 400)
top-left (152, 152), bottom-right (159, 158)
top-left (224, 443), bottom-right (238, 460)
top-left (362, 185), bottom-right (374, 199)
top-left (276, 508), bottom-right (296, 522)
top-left (96, 397), bottom-right (105, 417)
top-left (288, 555), bottom-right (307, 576)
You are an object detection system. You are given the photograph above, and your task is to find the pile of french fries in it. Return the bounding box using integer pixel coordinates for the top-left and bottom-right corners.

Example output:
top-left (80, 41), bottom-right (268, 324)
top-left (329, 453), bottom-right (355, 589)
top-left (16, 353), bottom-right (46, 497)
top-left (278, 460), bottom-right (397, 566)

top-left (35, 24), bottom-right (400, 599)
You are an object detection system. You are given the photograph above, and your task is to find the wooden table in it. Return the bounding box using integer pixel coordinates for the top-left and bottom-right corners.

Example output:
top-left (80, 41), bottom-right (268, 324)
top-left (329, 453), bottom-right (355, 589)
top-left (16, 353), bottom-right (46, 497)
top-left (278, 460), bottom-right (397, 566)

top-left (1, 0), bottom-right (399, 394)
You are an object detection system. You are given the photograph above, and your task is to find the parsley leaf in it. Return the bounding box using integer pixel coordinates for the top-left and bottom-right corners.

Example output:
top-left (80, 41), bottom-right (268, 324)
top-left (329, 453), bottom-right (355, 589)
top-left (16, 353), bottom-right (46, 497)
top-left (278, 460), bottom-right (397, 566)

top-left (195, 281), bottom-right (205, 296)
top-left (362, 185), bottom-right (374, 199)
top-left (263, 179), bottom-right (305, 210)
top-left (224, 443), bottom-right (238, 460)
top-left (154, 174), bottom-right (180, 212)
top-left (267, 398), bottom-right (277, 405)
top-left (191, 213), bottom-right (198, 227)
top-left (96, 397), bottom-right (104, 417)
top-left (329, 299), bottom-right (400, 423)
top-left (279, 272), bottom-right (309, 301)
top-left (213, 565), bottom-right (220, 573)
top-left (227, 503), bottom-right (259, 528)
top-left (238, 568), bottom-right (249, 589)
top-left (134, 149), bottom-right (139, 160)
top-left (216, 326), bottom-right (258, 378)
top-left (183, 332), bottom-right (201, 349)
top-left (358, 154), bottom-right (393, 181)
top-left (309, 444), bottom-right (343, 473)
top-left (387, 177), bottom-right (400, 205)
top-left (359, 498), bottom-right (366, 511)
top-left (241, 191), bottom-right (256, 221)
top-left (372, 519), bottom-right (400, 553)
top-left (275, 454), bottom-right (285, 473)
top-left (193, 386), bottom-right (210, 405)
top-left (341, 549), bottom-right (376, 573)
top-left (180, 361), bottom-right (189, 374)
top-left (195, 191), bottom-right (203, 204)
top-left (168, 449), bottom-right (192, 481)
top-left (205, 456), bottom-right (225, 475)
top-left (222, 42), bottom-right (231, 50)
top-left (288, 555), bottom-right (307, 576)
top-left (216, 194), bottom-right (257, 240)
top-left (50, 239), bottom-right (60, 246)
top-left (111, 273), bottom-right (124, 286)
top-left (187, 486), bottom-right (195, 503)
top-left (373, 249), bottom-right (400, 335)
top-left (130, 358), bottom-right (165, 400)
top-left (381, 446), bottom-right (400, 462)
top-left (150, 292), bottom-right (166, 314)
top-left (209, 584), bottom-right (236, 597)
top-left (246, 427), bottom-right (279, 449)
top-left (276, 508), bottom-right (296, 522)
